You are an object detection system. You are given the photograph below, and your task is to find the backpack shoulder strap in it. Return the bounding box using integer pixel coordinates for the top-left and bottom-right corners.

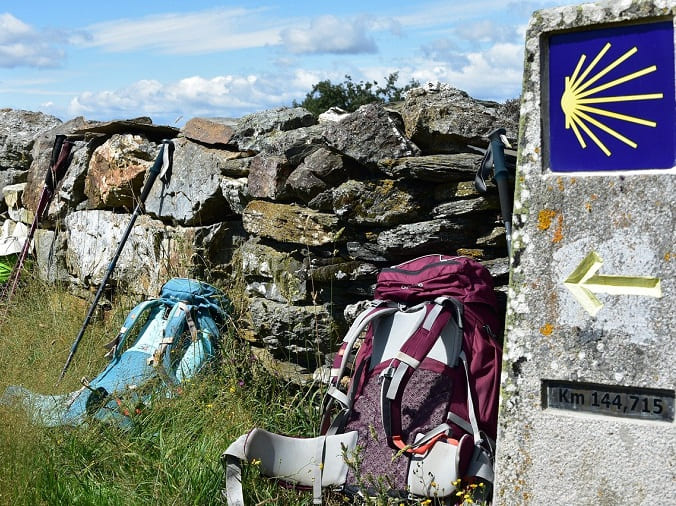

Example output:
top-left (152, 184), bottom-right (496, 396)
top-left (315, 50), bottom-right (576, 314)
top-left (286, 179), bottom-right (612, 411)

top-left (380, 296), bottom-right (464, 452)
top-left (149, 300), bottom-right (214, 385)
top-left (103, 299), bottom-right (163, 359)
top-left (320, 301), bottom-right (399, 434)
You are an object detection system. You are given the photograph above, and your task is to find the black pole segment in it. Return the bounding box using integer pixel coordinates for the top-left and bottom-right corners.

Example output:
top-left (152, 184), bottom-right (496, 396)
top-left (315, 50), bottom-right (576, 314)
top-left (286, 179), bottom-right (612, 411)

top-left (487, 128), bottom-right (513, 257)
top-left (58, 139), bottom-right (174, 383)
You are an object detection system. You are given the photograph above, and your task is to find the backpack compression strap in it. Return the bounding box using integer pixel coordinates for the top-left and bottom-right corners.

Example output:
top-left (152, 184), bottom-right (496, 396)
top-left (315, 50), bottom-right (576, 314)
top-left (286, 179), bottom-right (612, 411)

top-left (379, 296), bottom-right (465, 452)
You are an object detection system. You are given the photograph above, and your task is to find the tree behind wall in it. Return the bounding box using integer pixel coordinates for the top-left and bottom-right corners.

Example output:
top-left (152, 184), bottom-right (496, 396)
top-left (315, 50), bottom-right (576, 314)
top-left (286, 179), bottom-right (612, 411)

top-left (293, 72), bottom-right (420, 116)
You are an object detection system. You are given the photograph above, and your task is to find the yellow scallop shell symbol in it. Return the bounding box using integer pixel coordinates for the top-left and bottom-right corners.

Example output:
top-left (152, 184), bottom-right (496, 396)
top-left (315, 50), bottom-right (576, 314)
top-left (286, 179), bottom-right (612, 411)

top-left (560, 42), bottom-right (663, 156)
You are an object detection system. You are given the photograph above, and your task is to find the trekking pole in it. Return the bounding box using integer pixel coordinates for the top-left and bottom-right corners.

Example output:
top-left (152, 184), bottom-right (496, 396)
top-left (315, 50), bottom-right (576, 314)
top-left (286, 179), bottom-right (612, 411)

top-left (1, 135), bottom-right (74, 308)
top-left (486, 128), bottom-right (513, 257)
top-left (58, 139), bottom-right (174, 383)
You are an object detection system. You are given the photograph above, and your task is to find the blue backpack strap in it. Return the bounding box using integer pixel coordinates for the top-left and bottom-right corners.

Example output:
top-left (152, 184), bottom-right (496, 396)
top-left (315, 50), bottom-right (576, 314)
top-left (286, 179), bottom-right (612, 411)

top-left (150, 300), bottom-right (218, 385)
top-left (103, 299), bottom-right (163, 359)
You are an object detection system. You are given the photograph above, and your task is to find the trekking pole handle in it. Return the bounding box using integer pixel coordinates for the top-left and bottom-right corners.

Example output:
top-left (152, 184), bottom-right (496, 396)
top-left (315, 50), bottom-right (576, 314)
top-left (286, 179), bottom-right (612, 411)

top-left (44, 135), bottom-right (67, 192)
top-left (487, 128), bottom-right (513, 256)
top-left (139, 139), bottom-right (174, 203)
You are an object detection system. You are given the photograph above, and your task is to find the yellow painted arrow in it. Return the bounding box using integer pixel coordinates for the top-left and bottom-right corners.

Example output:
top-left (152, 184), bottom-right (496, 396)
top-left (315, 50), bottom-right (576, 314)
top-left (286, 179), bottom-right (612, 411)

top-left (564, 251), bottom-right (662, 316)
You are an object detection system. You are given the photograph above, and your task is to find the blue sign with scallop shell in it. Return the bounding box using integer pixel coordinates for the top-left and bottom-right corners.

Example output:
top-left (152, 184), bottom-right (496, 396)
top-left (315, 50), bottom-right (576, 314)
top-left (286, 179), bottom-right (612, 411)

top-left (548, 21), bottom-right (675, 172)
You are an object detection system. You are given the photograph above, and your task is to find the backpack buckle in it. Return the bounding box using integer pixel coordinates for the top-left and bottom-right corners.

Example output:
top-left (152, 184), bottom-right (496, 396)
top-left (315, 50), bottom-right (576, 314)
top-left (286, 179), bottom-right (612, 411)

top-left (379, 365), bottom-right (395, 382)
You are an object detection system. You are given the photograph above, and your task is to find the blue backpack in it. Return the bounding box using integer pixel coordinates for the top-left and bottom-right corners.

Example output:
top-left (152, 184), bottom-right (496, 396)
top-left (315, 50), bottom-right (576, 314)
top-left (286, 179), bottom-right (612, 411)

top-left (2, 278), bottom-right (229, 427)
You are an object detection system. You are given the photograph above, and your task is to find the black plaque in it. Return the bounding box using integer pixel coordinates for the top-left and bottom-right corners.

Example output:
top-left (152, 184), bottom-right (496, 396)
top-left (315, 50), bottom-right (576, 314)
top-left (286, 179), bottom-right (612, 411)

top-left (542, 380), bottom-right (674, 422)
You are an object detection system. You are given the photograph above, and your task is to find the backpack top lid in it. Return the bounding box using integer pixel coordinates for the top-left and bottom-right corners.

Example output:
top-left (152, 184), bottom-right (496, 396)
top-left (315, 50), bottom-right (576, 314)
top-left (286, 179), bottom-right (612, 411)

top-left (159, 278), bottom-right (230, 319)
top-left (374, 254), bottom-right (497, 307)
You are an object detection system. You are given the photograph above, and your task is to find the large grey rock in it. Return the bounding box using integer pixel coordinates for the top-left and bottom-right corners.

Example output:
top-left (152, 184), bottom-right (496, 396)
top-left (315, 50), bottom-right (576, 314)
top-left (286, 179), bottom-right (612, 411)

top-left (199, 219), bottom-right (247, 263)
top-left (146, 137), bottom-right (234, 225)
top-left (286, 147), bottom-right (350, 203)
top-left (306, 256), bottom-right (378, 306)
top-left (242, 200), bottom-right (343, 246)
top-left (220, 177), bottom-right (249, 215)
top-left (65, 210), bottom-right (197, 295)
top-left (239, 239), bottom-right (307, 303)
top-left (34, 229), bottom-right (71, 284)
top-left (231, 107), bottom-right (317, 151)
top-left (72, 116), bottom-right (179, 143)
top-left (323, 102), bottom-right (421, 168)
top-left (247, 297), bottom-right (336, 369)
top-left (243, 125), bottom-right (325, 165)
top-left (245, 126), bottom-right (326, 201)
top-left (0, 109), bottom-right (62, 207)
top-left (378, 153), bottom-right (483, 182)
top-left (376, 216), bottom-right (492, 257)
top-left (331, 179), bottom-right (430, 226)
top-left (186, 220), bottom-right (247, 280)
top-left (247, 154), bottom-right (293, 201)
top-left (346, 241), bottom-right (388, 262)
top-left (398, 84), bottom-right (519, 154)
top-left (45, 138), bottom-right (93, 222)
top-left (0, 109), bottom-right (61, 172)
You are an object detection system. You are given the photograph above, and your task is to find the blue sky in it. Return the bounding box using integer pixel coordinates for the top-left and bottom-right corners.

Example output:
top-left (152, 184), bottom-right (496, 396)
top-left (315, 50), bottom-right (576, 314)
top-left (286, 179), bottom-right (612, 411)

top-left (1, 0), bottom-right (572, 126)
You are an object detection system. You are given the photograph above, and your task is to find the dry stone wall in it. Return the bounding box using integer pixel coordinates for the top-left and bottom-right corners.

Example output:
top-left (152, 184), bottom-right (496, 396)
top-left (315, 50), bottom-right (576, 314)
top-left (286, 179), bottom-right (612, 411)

top-left (0, 85), bottom-right (518, 380)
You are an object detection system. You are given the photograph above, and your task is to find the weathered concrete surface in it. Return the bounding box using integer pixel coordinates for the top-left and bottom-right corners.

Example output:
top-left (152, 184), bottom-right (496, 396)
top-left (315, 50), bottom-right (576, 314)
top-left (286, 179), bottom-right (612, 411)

top-left (494, 2), bottom-right (676, 505)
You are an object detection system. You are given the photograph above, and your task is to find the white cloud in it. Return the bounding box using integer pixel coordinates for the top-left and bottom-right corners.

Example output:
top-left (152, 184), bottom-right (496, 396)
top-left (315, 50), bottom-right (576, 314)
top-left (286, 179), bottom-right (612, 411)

top-left (81, 9), bottom-right (402, 56)
top-left (409, 42), bottom-right (525, 101)
top-left (454, 19), bottom-right (520, 44)
top-left (0, 12), bottom-right (32, 41)
top-left (281, 15), bottom-right (378, 55)
top-left (484, 42), bottom-right (524, 69)
top-left (395, 0), bottom-right (508, 30)
top-left (421, 39), bottom-right (470, 69)
top-left (79, 8), bottom-right (285, 54)
top-left (67, 73), bottom-right (310, 124)
top-left (0, 13), bottom-right (66, 68)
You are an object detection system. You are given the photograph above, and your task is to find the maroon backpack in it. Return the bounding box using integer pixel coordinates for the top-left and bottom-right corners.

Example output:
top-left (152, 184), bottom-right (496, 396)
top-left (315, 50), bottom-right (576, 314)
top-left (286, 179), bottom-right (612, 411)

top-left (222, 254), bottom-right (502, 505)
top-left (321, 254), bottom-right (502, 500)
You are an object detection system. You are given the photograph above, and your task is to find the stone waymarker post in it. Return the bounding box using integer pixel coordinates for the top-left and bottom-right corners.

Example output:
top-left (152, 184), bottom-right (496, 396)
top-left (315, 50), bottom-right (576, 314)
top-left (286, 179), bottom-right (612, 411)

top-left (495, 1), bottom-right (675, 505)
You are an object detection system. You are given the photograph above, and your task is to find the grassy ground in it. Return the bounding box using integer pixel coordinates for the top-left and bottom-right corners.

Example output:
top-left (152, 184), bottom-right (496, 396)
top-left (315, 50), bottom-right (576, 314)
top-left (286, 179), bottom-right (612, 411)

top-left (0, 273), bottom-right (333, 505)
top-left (0, 273), bottom-right (484, 506)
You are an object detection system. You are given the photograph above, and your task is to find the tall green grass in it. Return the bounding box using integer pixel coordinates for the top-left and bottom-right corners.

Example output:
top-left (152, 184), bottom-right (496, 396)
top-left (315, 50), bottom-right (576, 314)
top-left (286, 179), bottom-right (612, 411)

top-left (0, 273), bottom-right (467, 506)
top-left (0, 274), bottom-right (334, 505)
